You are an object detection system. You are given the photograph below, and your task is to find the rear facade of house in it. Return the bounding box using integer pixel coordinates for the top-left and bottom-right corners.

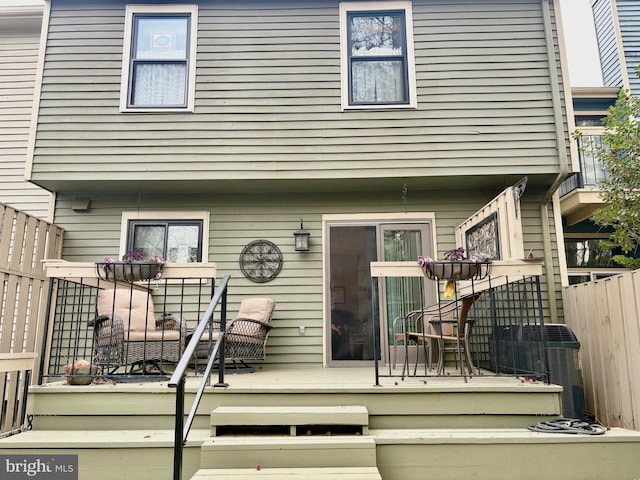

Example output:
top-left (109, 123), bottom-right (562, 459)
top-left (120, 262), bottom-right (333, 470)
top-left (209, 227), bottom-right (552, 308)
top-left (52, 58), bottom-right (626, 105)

top-left (27, 0), bottom-right (572, 369)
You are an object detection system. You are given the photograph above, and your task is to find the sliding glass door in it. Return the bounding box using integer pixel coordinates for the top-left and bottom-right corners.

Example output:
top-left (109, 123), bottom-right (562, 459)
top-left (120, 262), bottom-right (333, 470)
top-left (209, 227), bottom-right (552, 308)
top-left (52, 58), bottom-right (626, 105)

top-left (327, 220), bottom-right (433, 364)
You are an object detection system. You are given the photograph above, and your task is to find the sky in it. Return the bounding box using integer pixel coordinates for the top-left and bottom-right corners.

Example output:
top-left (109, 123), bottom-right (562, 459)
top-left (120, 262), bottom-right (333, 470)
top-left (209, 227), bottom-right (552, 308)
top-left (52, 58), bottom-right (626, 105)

top-left (0, 0), bottom-right (604, 87)
top-left (558, 0), bottom-right (604, 87)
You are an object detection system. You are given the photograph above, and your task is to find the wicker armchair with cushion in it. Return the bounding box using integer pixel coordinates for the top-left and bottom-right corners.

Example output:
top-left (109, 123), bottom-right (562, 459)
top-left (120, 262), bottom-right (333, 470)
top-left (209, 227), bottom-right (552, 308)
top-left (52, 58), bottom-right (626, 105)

top-left (89, 287), bottom-right (186, 374)
top-left (193, 297), bottom-right (276, 370)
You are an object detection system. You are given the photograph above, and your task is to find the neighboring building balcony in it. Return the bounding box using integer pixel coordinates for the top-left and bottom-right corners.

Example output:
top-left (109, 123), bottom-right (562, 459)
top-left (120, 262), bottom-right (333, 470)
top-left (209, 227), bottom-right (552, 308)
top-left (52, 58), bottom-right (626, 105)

top-left (559, 134), bottom-right (608, 226)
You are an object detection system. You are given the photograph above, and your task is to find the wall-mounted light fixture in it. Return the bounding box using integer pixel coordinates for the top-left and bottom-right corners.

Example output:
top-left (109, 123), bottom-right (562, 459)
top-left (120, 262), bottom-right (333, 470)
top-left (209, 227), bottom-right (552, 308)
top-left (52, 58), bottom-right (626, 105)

top-left (293, 219), bottom-right (310, 252)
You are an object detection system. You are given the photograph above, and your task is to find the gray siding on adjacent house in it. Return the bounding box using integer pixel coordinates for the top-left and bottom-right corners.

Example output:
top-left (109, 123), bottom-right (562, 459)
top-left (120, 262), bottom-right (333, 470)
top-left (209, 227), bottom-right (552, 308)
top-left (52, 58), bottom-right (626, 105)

top-left (31, 0), bottom-right (568, 190)
top-left (592, 0), bottom-right (623, 87)
top-left (0, 8), bottom-right (52, 219)
top-left (594, 0), bottom-right (624, 88)
top-left (617, 0), bottom-right (640, 93)
top-left (53, 188), bottom-right (559, 367)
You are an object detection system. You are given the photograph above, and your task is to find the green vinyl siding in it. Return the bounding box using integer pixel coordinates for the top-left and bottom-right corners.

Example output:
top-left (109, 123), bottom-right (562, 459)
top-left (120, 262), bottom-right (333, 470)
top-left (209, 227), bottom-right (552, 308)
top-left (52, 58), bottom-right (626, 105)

top-left (0, 9), bottom-right (52, 219)
top-left (53, 187), bottom-right (558, 367)
top-left (31, 0), bottom-right (569, 191)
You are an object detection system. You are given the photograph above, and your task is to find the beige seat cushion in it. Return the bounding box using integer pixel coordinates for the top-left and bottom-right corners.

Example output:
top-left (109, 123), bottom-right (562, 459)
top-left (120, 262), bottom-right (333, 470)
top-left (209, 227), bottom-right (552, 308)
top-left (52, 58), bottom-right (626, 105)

top-left (98, 288), bottom-right (155, 332)
top-left (128, 330), bottom-right (181, 342)
top-left (237, 297), bottom-right (275, 322)
top-left (229, 297), bottom-right (276, 338)
top-left (197, 298), bottom-right (275, 343)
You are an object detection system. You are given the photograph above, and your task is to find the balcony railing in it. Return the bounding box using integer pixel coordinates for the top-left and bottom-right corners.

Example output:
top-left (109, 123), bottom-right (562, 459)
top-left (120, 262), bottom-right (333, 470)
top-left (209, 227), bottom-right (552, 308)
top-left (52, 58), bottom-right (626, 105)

top-left (560, 134), bottom-right (608, 196)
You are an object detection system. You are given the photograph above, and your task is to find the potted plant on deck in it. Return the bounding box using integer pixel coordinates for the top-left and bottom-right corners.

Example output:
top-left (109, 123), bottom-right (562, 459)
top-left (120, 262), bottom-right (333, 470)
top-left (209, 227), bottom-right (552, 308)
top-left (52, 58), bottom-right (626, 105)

top-left (64, 359), bottom-right (98, 385)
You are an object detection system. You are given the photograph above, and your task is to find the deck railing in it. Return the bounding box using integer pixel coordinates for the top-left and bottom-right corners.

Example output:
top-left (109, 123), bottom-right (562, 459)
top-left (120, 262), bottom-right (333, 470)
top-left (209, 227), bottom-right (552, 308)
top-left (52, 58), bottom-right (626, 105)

top-left (40, 261), bottom-right (218, 384)
top-left (370, 260), bottom-right (550, 384)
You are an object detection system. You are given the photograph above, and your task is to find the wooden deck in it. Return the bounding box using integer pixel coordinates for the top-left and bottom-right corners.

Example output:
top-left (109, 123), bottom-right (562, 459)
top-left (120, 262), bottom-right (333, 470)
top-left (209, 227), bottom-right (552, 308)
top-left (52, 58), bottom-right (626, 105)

top-left (2, 366), bottom-right (640, 479)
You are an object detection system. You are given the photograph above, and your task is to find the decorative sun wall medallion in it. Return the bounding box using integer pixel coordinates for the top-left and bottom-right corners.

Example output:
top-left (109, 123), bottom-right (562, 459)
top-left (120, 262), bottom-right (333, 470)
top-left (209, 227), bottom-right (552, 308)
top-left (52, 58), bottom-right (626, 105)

top-left (239, 239), bottom-right (283, 283)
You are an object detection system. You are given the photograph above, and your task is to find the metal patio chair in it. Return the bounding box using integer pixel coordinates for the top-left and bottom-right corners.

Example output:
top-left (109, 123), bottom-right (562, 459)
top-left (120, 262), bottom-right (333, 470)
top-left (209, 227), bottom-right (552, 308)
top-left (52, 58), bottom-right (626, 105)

top-left (406, 293), bottom-right (480, 376)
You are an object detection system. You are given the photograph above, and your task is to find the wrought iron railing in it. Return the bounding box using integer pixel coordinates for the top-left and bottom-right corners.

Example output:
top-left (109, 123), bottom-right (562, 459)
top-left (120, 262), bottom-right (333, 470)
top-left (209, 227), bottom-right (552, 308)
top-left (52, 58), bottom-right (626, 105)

top-left (559, 134), bottom-right (608, 196)
top-left (40, 272), bottom-right (217, 384)
top-left (372, 274), bottom-right (549, 384)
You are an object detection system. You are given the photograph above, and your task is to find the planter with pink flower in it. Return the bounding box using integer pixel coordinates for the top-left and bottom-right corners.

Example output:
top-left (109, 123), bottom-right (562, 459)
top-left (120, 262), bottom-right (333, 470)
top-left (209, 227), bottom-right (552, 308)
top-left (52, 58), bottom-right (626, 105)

top-left (418, 247), bottom-right (491, 281)
top-left (96, 249), bottom-right (165, 282)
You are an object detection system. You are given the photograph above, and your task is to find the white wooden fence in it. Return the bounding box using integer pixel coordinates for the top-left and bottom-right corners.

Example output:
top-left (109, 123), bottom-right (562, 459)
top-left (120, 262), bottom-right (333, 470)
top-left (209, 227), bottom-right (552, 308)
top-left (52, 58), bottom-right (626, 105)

top-left (0, 204), bottom-right (63, 435)
top-left (562, 270), bottom-right (640, 430)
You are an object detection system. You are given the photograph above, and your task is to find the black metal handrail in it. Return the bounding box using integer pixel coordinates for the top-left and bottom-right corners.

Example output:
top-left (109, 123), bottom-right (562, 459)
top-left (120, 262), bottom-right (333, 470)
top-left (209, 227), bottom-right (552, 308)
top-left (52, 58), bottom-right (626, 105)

top-left (168, 274), bottom-right (230, 480)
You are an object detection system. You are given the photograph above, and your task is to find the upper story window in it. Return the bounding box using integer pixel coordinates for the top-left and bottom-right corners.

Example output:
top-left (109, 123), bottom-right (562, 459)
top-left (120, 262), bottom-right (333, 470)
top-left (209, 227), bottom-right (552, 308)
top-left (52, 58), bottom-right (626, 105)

top-left (121, 211), bottom-right (209, 263)
top-left (575, 115), bottom-right (605, 127)
top-left (340, 2), bottom-right (417, 110)
top-left (120, 5), bottom-right (198, 112)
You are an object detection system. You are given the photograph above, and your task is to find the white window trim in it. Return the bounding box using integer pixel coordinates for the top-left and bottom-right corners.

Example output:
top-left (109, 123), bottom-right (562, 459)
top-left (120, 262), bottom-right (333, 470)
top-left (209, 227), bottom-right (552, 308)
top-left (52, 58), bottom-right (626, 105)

top-left (119, 4), bottom-right (198, 112)
top-left (120, 210), bottom-right (209, 262)
top-left (339, 1), bottom-right (418, 111)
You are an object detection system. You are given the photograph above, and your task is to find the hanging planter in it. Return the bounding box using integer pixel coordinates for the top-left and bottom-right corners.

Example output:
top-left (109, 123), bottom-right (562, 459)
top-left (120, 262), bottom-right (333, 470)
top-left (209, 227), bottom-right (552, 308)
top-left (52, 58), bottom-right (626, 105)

top-left (97, 261), bottom-right (163, 282)
top-left (418, 248), bottom-right (491, 282)
top-left (422, 261), bottom-right (481, 281)
top-left (96, 249), bottom-right (165, 282)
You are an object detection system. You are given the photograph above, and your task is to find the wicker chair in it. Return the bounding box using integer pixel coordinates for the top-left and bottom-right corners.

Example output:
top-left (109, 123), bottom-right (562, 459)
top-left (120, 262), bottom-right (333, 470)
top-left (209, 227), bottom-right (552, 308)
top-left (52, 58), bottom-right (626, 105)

top-left (193, 297), bottom-right (276, 369)
top-left (89, 287), bottom-right (186, 374)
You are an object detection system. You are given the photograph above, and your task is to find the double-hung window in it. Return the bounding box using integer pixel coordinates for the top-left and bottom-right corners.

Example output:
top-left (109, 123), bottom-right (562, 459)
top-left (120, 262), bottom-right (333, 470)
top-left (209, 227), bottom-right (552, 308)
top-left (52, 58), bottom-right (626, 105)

top-left (120, 5), bottom-right (198, 111)
top-left (121, 211), bottom-right (209, 263)
top-left (340, 1), bottom-right (417, 109)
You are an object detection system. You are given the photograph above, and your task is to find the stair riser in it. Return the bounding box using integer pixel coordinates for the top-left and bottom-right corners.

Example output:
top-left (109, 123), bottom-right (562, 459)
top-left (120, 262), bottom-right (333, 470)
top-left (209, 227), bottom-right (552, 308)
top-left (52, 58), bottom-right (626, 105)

top-left (26, 389), bottom-right (562, 431)
top-left (376, 440), bottom-right (640, 480)
top-left (191, 467), bottom-right (382, 479)
top-left (200, 445), bottom-right (377, 469)
top-left (210, 406), bottom-right (369, 436)
top-left (4, 433), bottom-right (640, 480)
top-left (29, 413), bottom-right (559, 431)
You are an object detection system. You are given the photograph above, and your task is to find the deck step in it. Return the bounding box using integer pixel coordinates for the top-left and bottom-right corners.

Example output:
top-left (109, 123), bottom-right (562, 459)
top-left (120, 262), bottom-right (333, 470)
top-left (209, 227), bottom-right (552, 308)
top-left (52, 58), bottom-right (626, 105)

top-left (210, 405), bottom-right (369, 436)
top-left (199, 436), bottom-right (377, 470)
top-left (191, 466), bottom-right (382, 479)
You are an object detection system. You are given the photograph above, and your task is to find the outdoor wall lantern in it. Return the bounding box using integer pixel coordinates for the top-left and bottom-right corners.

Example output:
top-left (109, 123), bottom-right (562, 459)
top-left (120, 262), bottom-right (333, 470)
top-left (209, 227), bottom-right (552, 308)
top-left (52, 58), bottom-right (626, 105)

top-left (293, 219), bottom-right (310, 252)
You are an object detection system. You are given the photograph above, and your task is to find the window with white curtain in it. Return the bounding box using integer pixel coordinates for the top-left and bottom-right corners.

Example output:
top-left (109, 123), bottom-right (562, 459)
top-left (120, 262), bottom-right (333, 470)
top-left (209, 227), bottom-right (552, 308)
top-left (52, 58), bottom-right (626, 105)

top-left (120, 5), bottom-right (197, 111)
top-left (339, 1), bottom-right (417, 109)
top-left (120, 211), bottom-right (209, 263)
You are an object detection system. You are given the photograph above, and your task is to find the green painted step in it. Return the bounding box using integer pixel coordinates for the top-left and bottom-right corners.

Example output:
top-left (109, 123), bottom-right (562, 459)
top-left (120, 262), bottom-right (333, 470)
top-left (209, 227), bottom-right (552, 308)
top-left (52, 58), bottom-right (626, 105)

top-left (210, 405), bottom-right (369, 436)
top-left (191, 467), bottom-right (382, 479)
top-left (199, 436), bottom-right (377, 470)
